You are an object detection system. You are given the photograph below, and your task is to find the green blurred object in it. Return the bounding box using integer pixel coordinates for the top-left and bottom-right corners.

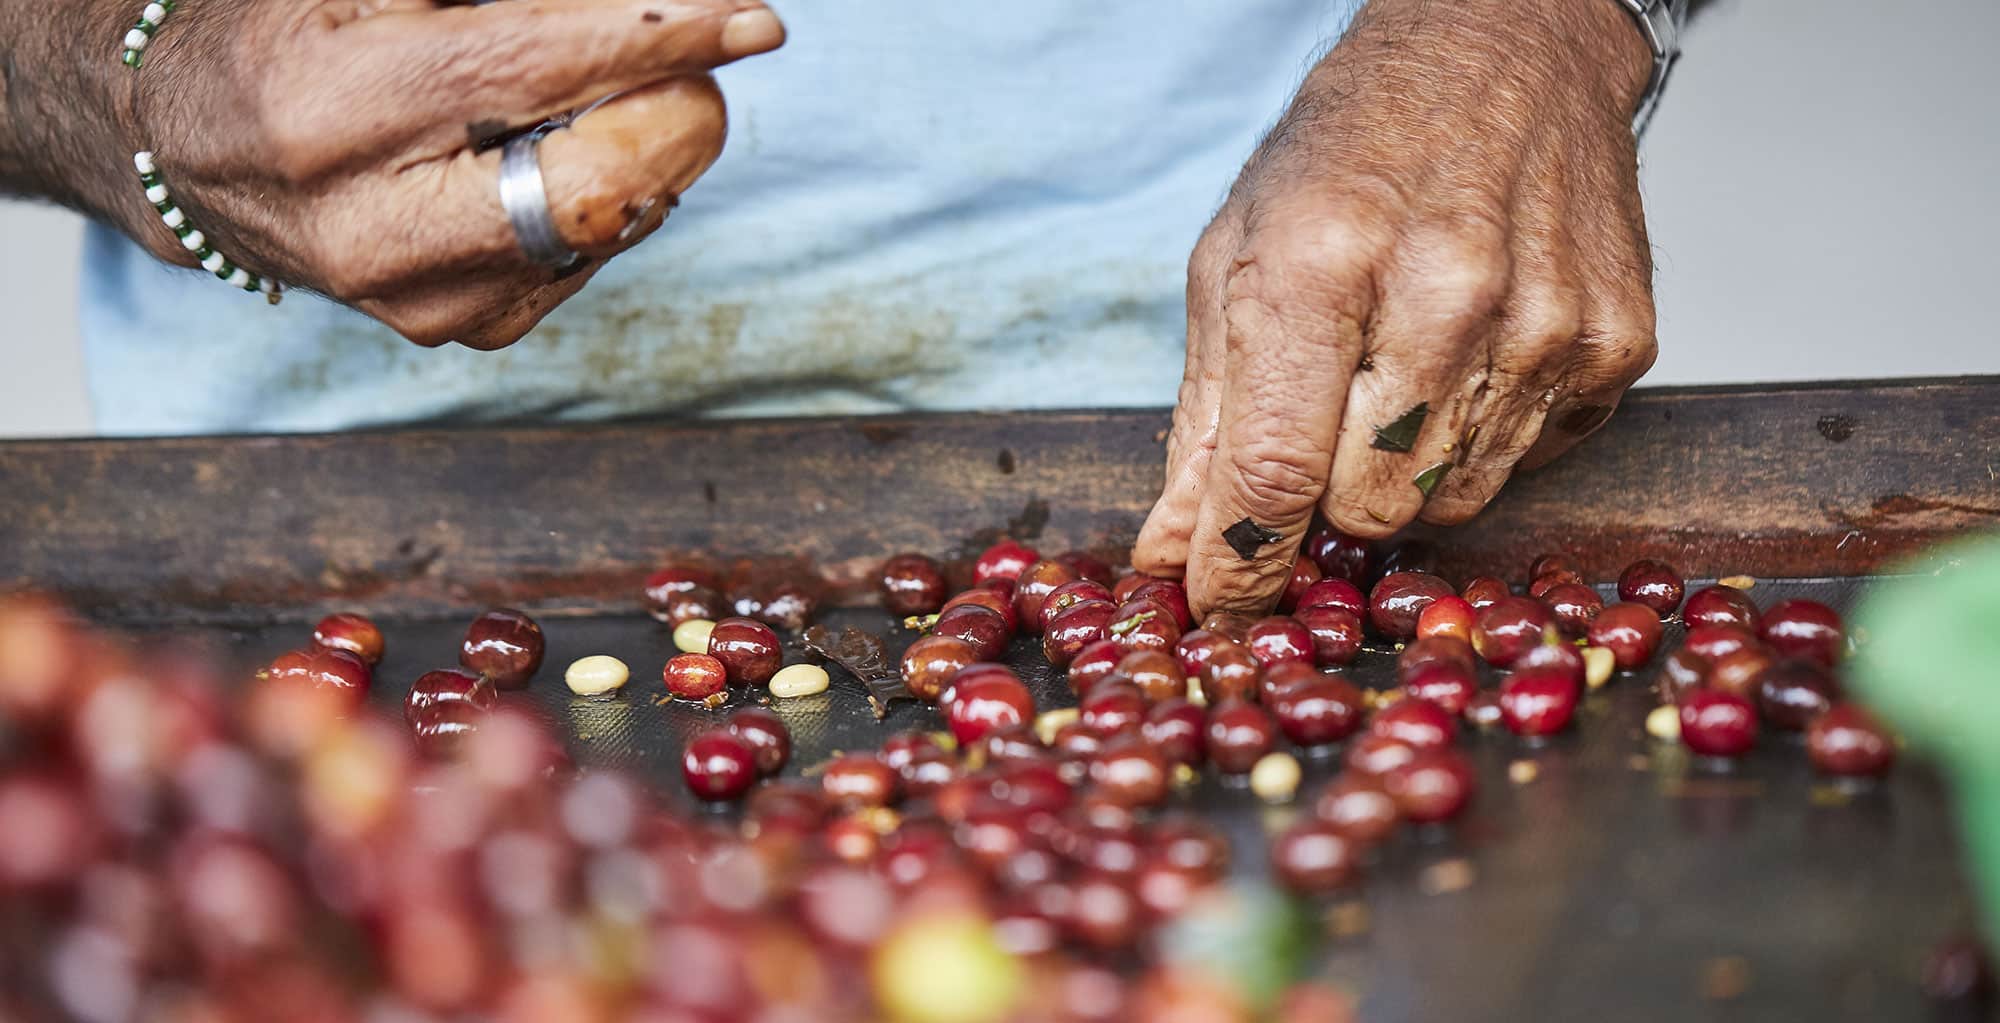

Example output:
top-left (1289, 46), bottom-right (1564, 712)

top-left (1851, 530), bottom-right (2000, 936)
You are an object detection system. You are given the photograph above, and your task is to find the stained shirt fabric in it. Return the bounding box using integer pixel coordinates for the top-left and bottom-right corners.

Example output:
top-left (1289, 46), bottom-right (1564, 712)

top-left (80, 2), bottom-right (1359, 435)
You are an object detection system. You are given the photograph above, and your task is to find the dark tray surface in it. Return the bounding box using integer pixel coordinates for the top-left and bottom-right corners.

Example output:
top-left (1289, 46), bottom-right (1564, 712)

top-left (180, 577), bottom-right (1975, 1023)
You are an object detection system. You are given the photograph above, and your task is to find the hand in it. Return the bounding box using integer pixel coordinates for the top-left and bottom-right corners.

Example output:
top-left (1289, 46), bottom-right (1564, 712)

top-left (1132, 0), bottom-right (1660, 616)
top-left (116, 0), bottom-right (782, 348)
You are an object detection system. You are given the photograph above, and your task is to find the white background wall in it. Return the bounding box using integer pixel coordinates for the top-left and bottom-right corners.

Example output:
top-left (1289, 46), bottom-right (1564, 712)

top-left (2, 0), bottom-right (1995, 437)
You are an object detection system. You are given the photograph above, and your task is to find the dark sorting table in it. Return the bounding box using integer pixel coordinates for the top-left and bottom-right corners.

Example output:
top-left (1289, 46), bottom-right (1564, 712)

top-left (5, 377), bottom-right (2000, 1022)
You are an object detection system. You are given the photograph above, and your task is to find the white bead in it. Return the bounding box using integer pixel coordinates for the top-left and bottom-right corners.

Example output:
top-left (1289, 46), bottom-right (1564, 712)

top-left (144, 183), bottom-right (168, 204)
top-left (133, 152), bottom-right (155, 174)
top-left (143, 3), bottom-right (166, 23)
top-left (227, 268), bottom-right (251, 289)
top-left (124, 28), bottom-right (149, 50)
top-left (259, 277), bottom-right (278, 294)
top-left (161, 207), bottom-right (185, 229)
top-left (201, 251), bottom-right (226, 273)
top-left (179, 230), bottom-right (205, 252)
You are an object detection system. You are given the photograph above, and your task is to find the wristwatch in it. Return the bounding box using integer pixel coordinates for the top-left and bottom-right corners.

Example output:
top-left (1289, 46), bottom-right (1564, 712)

top-left (1615, 0), bottom-right (1691, 135)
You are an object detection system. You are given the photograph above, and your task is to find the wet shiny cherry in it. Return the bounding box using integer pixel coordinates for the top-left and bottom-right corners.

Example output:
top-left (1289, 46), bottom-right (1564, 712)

top-left (1655, 647), bottom-right (1712, 706)
top-left (1587, 602), bottom-right (1664, 669)
top-left (1415, 596), bottom-right (1476, 642)
top-left (821, 754), bottom-right (900, 808)
top-left (1043, 599), bottom-right (1116, 668)
top-left (1402, 661), bottom-right (1477, 716)
top-left (974, 540), bottom-right (1040, 584)
top-left (1296, 578), bottom-right (1366, 618)
top-left (404, 668), bottom-right (494, 724)
top-left (1080, 683), bottom-right (1148, 738)
top-left (1498, 667), bottom-right (1579, 737)
top-left (1759, 598), bottom-right (1845, 668)
top-left (1708, 647), bottom-right (1776, 701)
top-left (1013, 560), bottom-right (1080, 634)
top-left (682, 728), bottom-right (758, 801)
top-left (1204, 700), bottom-right (1277, 774)
top-left (900, 634), bottom-right (979, 702)
top-left (1271, 821), bottom-right (1358, 894)
top-left (1679, 690), bottom-right (1758, 757)
top-left (707, 616), bottom-right (782, 686)
top-left (1472, 597), bottom-right (1558, 668)
top-left (1397, 635), bottom-right (1478, 681)
top-left (1344, 733), bottom-right (1418, 776)
top-left (1245, 616), bottom-right (1313, 668)
top-left (1756, 658), bottom-right (1839, 731)
top-left (459, 608), bottom-right (545, 690)
top-left (945, 670), bottom-right (1036, 745)
top-left (1276, 559), bottom-right (1323, 614)
top-left (1270, 676), bottom-right (1365, 746)
top-left (663, 653), bottom-right (729, 705)
top-left (1302, 525), bottom-right (1372, 583)
top-left (1459, 576), bottom-right (1511, 611)
top-left (1682, 623), bottom-right (1760, 665)
top-left (262, 647), bottom-right (372, 700)
top-left (1541, 582), bottom-right (1603, 638)
top-left (1056, 551), bottom-right (1115, 587)
top-left (312, 613), bottom-right (384, 667)
top-left (1199, 644), bottom-right (1261, 705)
top-left (643, 565), bottom-right (721, 621)
top-left (1293, 605), bottom-right (1364, 668)
top-left (880, 553), bottom-right (948, 617)
top-left (1616, 559), bottom-right (1685, 616)
top-left (1312, 773), bottom-right (1401, 846)
top-left (1143, 700), bottom-right (1206, 765)
top-left (726, 707), bottom-right (792, 776)
top-left (1108, 600), bottom-right (1182, 655)
top-left (1383, 749), bottom-right (1476, 823)
top-left (1806, 703), bottom-right (1895, 778)
top-left (1126, 580), bottom-right (1195, 632)
top-left (1370, 698), bottom-right (1457, 751)
top-left (1116, 650), bottom-right (1186, 703)
top-left (1041, 580), bottom-right (1115, 632)
top-left (933, 603), bottom-right (1012, 662)
top-left (1068, 639), bottom-right (1126, 697)
top-left (942, 587), bottom-right (1020, 633)
top-left (1368, 572), bottom-right (1455, 641)
top-left (1088, 736), bottom-right (1171, 808)
top-left (1684, 585), bottom-right (1760, 631)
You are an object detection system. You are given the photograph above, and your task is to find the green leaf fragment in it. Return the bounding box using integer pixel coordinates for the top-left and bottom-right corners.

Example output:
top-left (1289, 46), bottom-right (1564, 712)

top-left (1413, 461), bottom-right (1453, 497)
top-left (1371, 402), bottom-right (1430, 452)
top-left (1109, 609), bottom-right (1156, 636)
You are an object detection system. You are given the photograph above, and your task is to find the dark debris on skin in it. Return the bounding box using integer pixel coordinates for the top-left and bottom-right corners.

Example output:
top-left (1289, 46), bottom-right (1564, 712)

top-left (1222, 518), bottom-right (1283, 561)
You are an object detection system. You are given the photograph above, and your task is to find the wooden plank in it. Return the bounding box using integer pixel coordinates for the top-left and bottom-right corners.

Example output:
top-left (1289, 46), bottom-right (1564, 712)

top-left (1, 377), bottom-right (1995, 624)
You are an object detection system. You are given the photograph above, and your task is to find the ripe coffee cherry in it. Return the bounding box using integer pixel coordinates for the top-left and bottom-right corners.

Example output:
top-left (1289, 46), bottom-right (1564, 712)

top-left (1345, 733), bottom-right (1418, 776)
top-left (1245, 617), bottom-right (1313, 668)
top-left (1080, 683), bottom-right (1148, 739)
top-left (1415, 596), bottom-right (1476, 642)
top-left (1088, 736), bottom-right (1171, 808)
top-left (1144, 700), bottom-right (1207, 765)
top-left (1293, 605), bottom-right (1364, 668)
top-left (946, 669), bottom-right (1035, 745)
top-left (1397, 636), bottom-right (1477, 681)
top-left (1756, 658), bottom-right (1838, 731)
top-left (1530, 553), bottom-right (1579, 580)
top-left (1806, 703), bottom-right (1895, 778)
top-left (1684, 585), bottom-right (1760, 631)
top-left (1759, 599), bottom-right (1846, 667)
top-left (682, 728), bottom-right (759, 801)
top-left (727, 708), bottom-right (792, 776)
top-left (821, 754), bottom-right (900, 808)
top-left (643, 565), bottom-right (721, 621)
top-left (1269, 677), bottom-right (1365, 746)
top-left (1199, 644), bottom-right (1260, 705)
top-left (1709, 647), bottom-right (1776, 701)
top-left (943, 587), bottom-right (1020, 633)
top-left (1402, 661), bottom-right (1477, 716)
top-left (933, 603), bottom-right (1011, 662)
top-left (707, 616), bottom-right (783, 686)
top-left (312, 613), bottom-right (384, 666)
top-left (974, 540), bottom-right (1040, 584)
top-left (1271, 821), bottom-right (1358, 894)
top-left (1498, 667), bottom-right (1580, 737)
top-left (1041, 580), bottom-right (1116, 633)
top-left (880, 553), bottom-right (948, 617)
top-left (1515, 639), bottom-right (1585, 685)
top-left (1108, 600), bottom-right (1182, 655)
top-left (1459, 576), bottom-right (1511, 611)
top-left (1617, 560), bottom-right (1685, 616)
top-left (1126, 579), bottom-right (1195, 632)
top-left (1044, 600), bottom-right (1116, 668)
top-left (1655, 648), bottom-right (1712, 707)
top-left (1587, 602), bottom-right (1664, 669)
top-left (1303, 524), bottom-right (1372, 583)
top-left (460, 608), bottom-right (545, 690)
top-left (1370, 698), bottom-right (1457, 751)
top-left (1116, 650), bottom-right (1186, 703)
top-left (1296, 578), bottom-right (1366, 618)
top-left (1472, 597), bottom-right (1557, 668)
top-left (1541, 583), bottom-right (1603, 638)
top-left (1068, 639), bottom-right (1126, 696)
top-left (663, 653), bottom-right (729, 705)
top-left (1383, 749), bottom-right (1476, 823)
top-left (262, 647), bottom-right (372, 700)
top-left (1679, 690), bottom-right (1758, 758)
top-left (1056, 550), bottom-right (1115, 587)
top-left (1368, 572), bottom-right (1455, 641)
top-left (1312, 773), bottom-right (1401, 846)
top-left (1683, 623), bottom-right (1760, 664)
top-left (1204, 700), bottom-right (1277, 774)
top-left (404, 668), bottom-right (493, 724)
top-left (1276, 559), bottom-right (1323, 614)
top-left (1013, 560), bottom-right (1080, 634)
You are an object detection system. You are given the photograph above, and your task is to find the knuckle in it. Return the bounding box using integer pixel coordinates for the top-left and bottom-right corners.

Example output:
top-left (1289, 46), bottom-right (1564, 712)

top-left (1226, 212), bottom-right (1379, 318)
top-left (1395, 224), bottom-right (1512, 318)
top-left (258, 97), bottom-right (337, 185)
top-left (1228, 445), bottom-right (1325, 518)
top-left (376, 305), bottom-right (463, 349)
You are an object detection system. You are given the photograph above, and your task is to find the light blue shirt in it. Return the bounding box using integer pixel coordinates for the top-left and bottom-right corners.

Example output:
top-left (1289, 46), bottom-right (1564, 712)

top-left (82, 2), bottom-right (1358, 435)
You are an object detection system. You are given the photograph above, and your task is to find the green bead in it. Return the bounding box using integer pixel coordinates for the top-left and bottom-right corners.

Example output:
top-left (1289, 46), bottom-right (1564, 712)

top-left (194, 244), bottom-right (213, 260)
top-left (122, 50), bottom-right (141, 68)
top-left (139, 172), bottom-right (160, 187)
top-left (242, 275), bottom-right (262, 292)
top-left (135, 19), bottom-right (155, 32)
top-left (214, 261), bottom-right (235, 281)
top-left (162, 0), bottom-right (176, 10)
top-left (172, 222), bottom-right (194, 239)
top-left (152, 200), bottom-right (173, 215)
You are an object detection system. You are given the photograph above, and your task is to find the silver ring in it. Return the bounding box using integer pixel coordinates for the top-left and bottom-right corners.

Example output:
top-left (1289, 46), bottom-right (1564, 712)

top-left (499, 129), bottom-right (579, 271)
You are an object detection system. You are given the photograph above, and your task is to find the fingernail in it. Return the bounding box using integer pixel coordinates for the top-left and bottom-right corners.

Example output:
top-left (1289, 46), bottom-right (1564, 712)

top-left (722, 6), bottom-right (785, 56)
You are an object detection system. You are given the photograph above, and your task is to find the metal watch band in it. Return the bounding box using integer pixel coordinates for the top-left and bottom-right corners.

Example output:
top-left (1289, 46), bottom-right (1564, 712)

top-left (1616, 0), bottom-right (1690, 136)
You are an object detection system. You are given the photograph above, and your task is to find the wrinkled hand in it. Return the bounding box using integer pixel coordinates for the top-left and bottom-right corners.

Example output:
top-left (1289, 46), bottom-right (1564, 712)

top-left (123, 0), bottom-right (783, 348)
top-left (1134, 0), bottom-right (1660, 616)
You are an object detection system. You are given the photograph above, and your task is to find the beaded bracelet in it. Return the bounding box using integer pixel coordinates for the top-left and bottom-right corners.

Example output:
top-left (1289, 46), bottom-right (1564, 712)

top-left (121, 0), bottom-right (175, 68)
top-left (124, 3), bottom-right (283, 303)
top-left (134, 152), bottom-right (281, 302)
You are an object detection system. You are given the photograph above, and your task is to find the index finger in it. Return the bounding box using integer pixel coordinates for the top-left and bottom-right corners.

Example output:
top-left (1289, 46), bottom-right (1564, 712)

top-left (307, 0), bottom-right (783, 163)
top-left (1184, 214), bottom-right (1372, 618)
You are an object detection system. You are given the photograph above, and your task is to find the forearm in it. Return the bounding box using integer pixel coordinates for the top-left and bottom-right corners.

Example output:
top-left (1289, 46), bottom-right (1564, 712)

top-left (0, 0), bottom-right (146, 224)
